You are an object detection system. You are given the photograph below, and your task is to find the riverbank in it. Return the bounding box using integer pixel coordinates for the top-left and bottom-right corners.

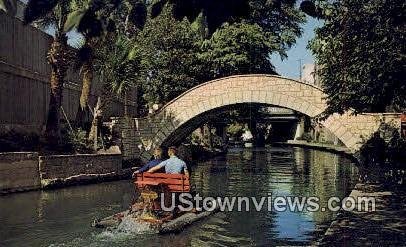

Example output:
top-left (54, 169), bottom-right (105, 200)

top-left (318, 182), bottom-right (406, 246)
top-left (0, 152), bottom-right (130, 195)
top-left (190, 144), bottom-right (226, 160)
top-left (273, 140), bottom-right (353, 156)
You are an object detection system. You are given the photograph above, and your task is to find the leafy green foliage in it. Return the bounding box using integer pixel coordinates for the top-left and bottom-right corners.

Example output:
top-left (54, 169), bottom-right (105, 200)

top-left (199, 0), bottom-right (305, 78)
top-left (297, 132), bottom-right (312, 142)
top-left (309, 0), bottom-right (406, 115)
top-left (134, 1), bottom-right (304, 112)
top-left (248, 0), bottom-right (305, 59)
top-left (23, 0), bottom-right (60, 24)
top-left (227, 123), bottom-right (244, 138)
top-left (64, 0), bottom-right (147, 34)
top-left (63, 128), bottom-right (93, 153)
top-left (136, 5), bottom-right (204, 105)
top-left (199, 22), bottom-right (277, 78)
top-left (360, 132), bottom-right (387, 166)
top-left (97, 35), bottom-right (141, 96)
top-left (0, 0), bottom-right (16, 15)
top-left (150, 0), bottom-right (250, 34)
top-left (0, 129), bottom-right (40, 152)
top-left (387, 131), bottom-right (406, 167)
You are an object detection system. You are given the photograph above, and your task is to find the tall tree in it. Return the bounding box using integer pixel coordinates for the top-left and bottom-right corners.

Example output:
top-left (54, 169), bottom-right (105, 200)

top-left (199, 22), bottom-right (278, 78)
top-left (64, 0), bottom-right (147, 127)
top-left (59, 0), bottom-right (251, 38)
top-left (199, 0), bottom-right (305, 79)
top-left (23, 0), bottom-right (73, 145)
top-left (88, 34), bottom-right (141, 143)
top-left (248, 0), bottom-right (305, 59)
top-left (308, 0), bottom-right (406, 115)
top-left (136, 5), bottom-right (204, 106)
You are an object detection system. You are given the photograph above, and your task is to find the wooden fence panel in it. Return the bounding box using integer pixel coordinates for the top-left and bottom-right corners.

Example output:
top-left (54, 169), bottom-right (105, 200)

top-left (0, 12), bottom-right (137, 133)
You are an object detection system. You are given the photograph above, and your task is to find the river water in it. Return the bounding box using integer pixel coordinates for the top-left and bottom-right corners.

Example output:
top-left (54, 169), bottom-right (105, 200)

top-left (0, 147), bottom-right (358, 246)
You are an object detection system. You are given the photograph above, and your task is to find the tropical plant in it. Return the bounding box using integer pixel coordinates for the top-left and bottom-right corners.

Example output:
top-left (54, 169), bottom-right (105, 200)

top-left (23, 0), bottom-right (74, 146)
top-left (63, 0), bottom-right (147, 128)
top-left (0, 0), bottom-right (16, 15)
top-left (86, 34), bottom-right (141, 143)
top-left (58, 0), bottom-right (256, 38)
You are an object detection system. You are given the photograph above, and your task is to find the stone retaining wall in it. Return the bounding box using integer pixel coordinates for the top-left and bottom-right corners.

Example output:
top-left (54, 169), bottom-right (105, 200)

top-left (38, 153), bottom-right (123, 188)
top-left (0, 152), bottom-right (40, 193)
top-left (0, 152), bottom-right (124, 194)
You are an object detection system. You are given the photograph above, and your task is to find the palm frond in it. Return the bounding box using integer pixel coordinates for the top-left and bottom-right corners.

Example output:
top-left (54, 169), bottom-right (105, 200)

top-left (0, 0), bottom-right (17, 15)
top-left (23, 0), bottom-right (60, 24)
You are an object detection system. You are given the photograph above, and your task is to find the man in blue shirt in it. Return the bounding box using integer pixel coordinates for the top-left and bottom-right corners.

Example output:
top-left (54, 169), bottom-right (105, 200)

top-left (132, 148), bottom-right (163, 177)
top-left (148, 146), bottom-right (189, 176)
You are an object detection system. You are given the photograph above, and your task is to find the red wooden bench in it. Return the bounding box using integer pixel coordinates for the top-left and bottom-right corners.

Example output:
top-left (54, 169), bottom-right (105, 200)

top-left (134, 172), bottom-right (190, 192)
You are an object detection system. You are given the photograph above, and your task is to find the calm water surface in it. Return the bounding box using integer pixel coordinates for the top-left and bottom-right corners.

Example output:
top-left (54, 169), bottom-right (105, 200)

top-left (0, 147), bottom-right (358, 246)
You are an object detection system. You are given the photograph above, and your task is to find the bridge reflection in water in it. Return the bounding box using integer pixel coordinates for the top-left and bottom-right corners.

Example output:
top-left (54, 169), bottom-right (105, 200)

top-left (0, 147), bottom-right (357, 246)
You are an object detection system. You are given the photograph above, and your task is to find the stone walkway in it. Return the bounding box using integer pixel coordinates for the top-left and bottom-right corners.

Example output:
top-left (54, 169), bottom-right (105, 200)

top-left (278, 140), bottom-right (352, 155)
top-left (318, 183), bottom-right (406, 246)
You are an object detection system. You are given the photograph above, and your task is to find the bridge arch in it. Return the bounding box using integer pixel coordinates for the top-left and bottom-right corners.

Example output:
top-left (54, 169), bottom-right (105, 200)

top-left (114, 75), bottom-right (399, 160)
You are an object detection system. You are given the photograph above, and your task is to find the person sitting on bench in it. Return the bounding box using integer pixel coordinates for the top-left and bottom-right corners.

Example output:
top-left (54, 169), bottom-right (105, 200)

top-left (147, 146), bottom-right (189, 176)
top-left (132, 147), bottom-right (163, 177)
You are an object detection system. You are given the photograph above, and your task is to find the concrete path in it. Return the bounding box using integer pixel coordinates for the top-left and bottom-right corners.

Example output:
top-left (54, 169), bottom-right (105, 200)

top-left (318, 183), bottom-right (406, 246)
top-left (276, 140), bottom-right (352, 155)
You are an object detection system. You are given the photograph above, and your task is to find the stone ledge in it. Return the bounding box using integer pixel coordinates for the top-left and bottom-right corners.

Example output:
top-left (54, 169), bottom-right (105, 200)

top-left (41, 169), bottom-right (132, 189)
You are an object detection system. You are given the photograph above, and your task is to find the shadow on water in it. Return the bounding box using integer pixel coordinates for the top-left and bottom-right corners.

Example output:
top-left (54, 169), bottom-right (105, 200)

top-left (0, 146), bottom-right (358, 246)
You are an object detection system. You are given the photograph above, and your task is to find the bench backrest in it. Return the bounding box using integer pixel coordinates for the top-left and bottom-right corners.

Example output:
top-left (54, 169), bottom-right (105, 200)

top-left (135, 172), bottom-right (190, 192)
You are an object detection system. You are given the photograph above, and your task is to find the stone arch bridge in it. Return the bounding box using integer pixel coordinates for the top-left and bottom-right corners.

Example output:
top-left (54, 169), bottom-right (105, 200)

top-left (112, 75), bottom-right (400, 160)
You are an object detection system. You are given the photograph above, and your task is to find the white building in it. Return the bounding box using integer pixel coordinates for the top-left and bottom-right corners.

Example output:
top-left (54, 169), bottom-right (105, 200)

top-left (301, 63), bottom-right (321, 87)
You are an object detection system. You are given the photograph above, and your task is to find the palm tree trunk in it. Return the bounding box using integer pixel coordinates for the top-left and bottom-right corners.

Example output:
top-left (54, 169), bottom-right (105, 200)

top-left (43, 3), bottom-right (69, 146)
top-left (88, 89), bottom-right (112, 150)
top-left (79, 58), bottom-right (93, 110)
top-left (75, 40), bottom-right (94, 129)
top-left (124, 91), bottom-right (128, 117)
top-left (44, 37), bottom-right (69, 145)
top-left (88, 97), bottom-right (102, 150)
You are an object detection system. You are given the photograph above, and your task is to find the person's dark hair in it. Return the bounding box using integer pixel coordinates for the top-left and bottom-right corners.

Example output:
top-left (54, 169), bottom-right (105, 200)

top-left (153, 147), bottom-right (163, 158)
top-left (168, 146), bottom-right (177, 155)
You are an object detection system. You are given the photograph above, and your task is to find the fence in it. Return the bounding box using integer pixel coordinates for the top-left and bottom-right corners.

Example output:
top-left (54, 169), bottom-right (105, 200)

top-left (0, 11), bottom-right (137, 133)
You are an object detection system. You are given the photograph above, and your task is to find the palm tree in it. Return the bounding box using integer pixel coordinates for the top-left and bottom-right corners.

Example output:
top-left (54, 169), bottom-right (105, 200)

top-left (0, 0), bottom-right (16, 15)
top-left (87, 35), bottom-right (141, 146)
top-left (23, 0), bottom-right (73, 145)
top-left (150, 0), bottom-right (250, 34)
top-left (66, 0), bottom-right (104, 129)
top-left (64, 0), bottom-right (147, 129)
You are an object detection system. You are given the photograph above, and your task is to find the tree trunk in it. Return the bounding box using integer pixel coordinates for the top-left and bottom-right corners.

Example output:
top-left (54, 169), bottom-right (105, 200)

top-left (44, 37), bottom-right (69, 145)
top-left (79, 59), bottom-right (93, 110)
top-left (88, 97), bottom-right (103, 149)
top-left (88, 83), bottom-right (115, 151)
top-left (75, 38), bottom-right (94, 129)
top-left (43, 3), bottom-right (69, 147)
top-left (124, 91), bottom-right (128, 117)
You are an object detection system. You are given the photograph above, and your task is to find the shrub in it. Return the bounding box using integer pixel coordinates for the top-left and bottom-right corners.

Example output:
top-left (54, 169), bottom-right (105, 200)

top-left (387, 131), bottom-right (406, 168)
top-left (359, 132), bottom-right (386, 166)
top-left (227, 123), bottom-right (244, 138)
top-left (297, 132), bottom-right (313, 142)
top-left (60, 128), bottom-right (94, 154)
top-left (0, 129), bottom-right (40, 152)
